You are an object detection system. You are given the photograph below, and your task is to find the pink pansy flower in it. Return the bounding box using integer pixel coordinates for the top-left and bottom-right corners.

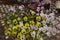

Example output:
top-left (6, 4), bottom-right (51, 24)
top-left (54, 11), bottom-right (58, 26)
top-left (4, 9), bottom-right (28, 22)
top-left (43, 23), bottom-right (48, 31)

top-left (36, 7), bottom-right (40, 13)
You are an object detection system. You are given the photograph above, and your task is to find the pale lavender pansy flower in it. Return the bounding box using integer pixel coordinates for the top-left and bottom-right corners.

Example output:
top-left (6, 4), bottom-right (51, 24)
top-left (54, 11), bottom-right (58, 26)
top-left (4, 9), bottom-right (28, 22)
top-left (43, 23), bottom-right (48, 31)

top-left (57, 24), bottom-right (60, 29)
top-left (40, 12), bottom-right (49, 19)
top-left (49, 12), bottom-right (55, 22)
top-left (30, 24), bottom-right (38, 30)
top-left (52, 20), bottom-right (59, 25)
top-left (19, 5), bottom-right (24, 10)
top-left (8, 6), bottom-right (15, 11)
top-left (39, 25), bottom-right (48, 32)
top-left (52, 27), bottom-right (57, 36)
top-left (49, 12), bottom-right (55, 17)
top-left (50, 16), bottom-right (55, 22)
top-left (48, 27), bottom-right (57, 36)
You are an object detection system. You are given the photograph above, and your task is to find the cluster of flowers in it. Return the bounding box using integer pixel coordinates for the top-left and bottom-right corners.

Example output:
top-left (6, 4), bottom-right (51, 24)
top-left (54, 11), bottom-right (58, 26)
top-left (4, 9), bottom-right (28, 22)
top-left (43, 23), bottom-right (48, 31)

top-left (5, 7), bottom-right (60, 40)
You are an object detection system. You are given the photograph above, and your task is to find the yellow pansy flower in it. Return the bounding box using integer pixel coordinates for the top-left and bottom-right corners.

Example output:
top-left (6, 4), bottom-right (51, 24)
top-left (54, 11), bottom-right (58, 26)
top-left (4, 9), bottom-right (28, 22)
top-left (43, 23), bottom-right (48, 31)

top-left (13, 10), bottom-right (16, 12)
top-left (30, 10), bottom-right (35, 15)
top-left (25, 23), bottom-right (29, 27)
top-left (30, 20), bottom-right (35, 24)
top-left (31, 15), bottom-right (34, 18)
top-left (13, 26), bottom-right (17, 31)
top-left (23, 26), bottom-right (26, 28)
top-left (36, 22), bottom-right (42, 27)
top-left (23, 26), bottom-right (30, 29)
top-left (5, 31), bottom-right (11, 36)
top-left (13, 19), bottom-right (17, 24)
top-left (17, 33), bottom-right (22, 38)
top-left (17, 17), bottom-right (21, 21)
top-left (23, 16), bottom-right (28, 21)
top-left (15, 14), bottom-right (18, 17)
top-left (36, 16), bottom-right (41, 21)
top-left (7, 28), bottom-right (11, 31)
top-left (42, 17), bottom-right (46, 21)
top-left (12, 31), bottom-right (17, 36)
top-left (16, 25), bottom-right (21, 29)
top-left (21, 29), bottom-right (27, 34)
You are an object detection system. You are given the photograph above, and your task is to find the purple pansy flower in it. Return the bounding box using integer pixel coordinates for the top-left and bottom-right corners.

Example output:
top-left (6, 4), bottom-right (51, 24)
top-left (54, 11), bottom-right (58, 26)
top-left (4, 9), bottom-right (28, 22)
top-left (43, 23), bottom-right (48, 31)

top-left (41, 1), bottom-right (45, 6)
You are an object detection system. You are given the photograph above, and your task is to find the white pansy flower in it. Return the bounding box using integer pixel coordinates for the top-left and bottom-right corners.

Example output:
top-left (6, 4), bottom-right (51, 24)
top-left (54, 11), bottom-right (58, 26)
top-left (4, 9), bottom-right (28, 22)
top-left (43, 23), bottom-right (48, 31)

top-left (40, 37), bottom-right (43, 40)
top-left (46, 32), bottom-right (51, 37)
top-left (31, 31), bottom-right (36, 38)
top-left (20, 35), bottom-right (25, 40)
top-left (19, 21), bottom-right (23, 27)
top-left (41, 25), bottom-right (48, 33)
top-left (42, 21), bottom-right (46, 25)
top-left (41, 6), bottom-right (44, 9)
top-left (40, 13), bottom-right (44, 17)
top-left (36, 13), bottom-right (39, 15)
top-left (46, 18), bottom-right (50, 23)
top-left (39, 27), bottom-right (45, 31)
top-left (5, 36), bottom-right (9, 39)
top-left (43, 25), bottom-right (48, 30)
